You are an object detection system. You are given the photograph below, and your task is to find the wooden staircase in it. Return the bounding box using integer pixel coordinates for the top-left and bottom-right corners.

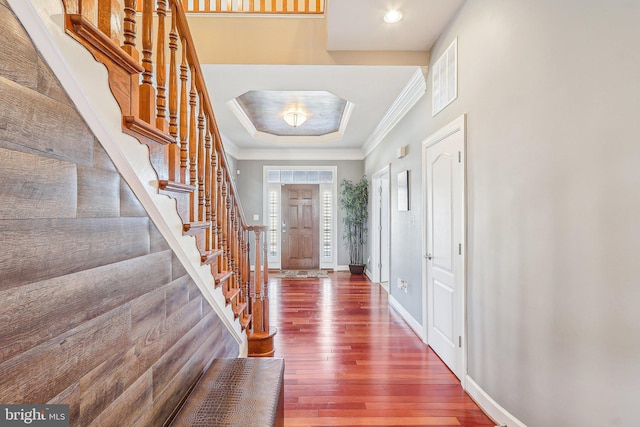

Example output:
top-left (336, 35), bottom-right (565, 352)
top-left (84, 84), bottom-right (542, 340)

top-left (60, 0), bottom-right (274, 356)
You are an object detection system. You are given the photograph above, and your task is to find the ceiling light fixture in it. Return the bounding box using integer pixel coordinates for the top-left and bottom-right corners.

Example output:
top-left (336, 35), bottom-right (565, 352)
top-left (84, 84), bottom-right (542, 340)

top-left (384, 9), bottom-right (403, 24)
top-left (283, 110), bottom-right (307, 128)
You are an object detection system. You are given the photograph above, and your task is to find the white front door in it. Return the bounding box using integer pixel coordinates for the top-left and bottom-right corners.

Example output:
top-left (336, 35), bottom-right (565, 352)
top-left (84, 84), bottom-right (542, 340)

top-left (423, 115), bottom-right (466, 380)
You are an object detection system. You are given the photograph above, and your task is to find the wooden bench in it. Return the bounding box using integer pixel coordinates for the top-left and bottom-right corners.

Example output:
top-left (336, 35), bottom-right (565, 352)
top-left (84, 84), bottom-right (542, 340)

top-left (169, 358), bottom-right (285, 427)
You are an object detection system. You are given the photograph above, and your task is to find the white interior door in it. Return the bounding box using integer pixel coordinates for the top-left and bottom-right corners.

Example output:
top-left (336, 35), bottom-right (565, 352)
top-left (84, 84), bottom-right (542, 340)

top-left (372, 167), bottom-right (390, 283)
top-left (424, 116), bottom-right (465, 380)
top-left (380, 172), bottom-right (390, 283)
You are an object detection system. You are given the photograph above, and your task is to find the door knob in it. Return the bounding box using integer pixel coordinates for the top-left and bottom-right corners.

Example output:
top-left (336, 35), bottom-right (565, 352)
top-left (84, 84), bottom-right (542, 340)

top-left (425, 253), bottom-right (433, 260)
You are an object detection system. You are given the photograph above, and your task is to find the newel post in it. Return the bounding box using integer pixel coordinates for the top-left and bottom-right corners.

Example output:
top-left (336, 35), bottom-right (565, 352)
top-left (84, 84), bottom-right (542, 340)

top-left (247, 226), bottom-right (277, 357)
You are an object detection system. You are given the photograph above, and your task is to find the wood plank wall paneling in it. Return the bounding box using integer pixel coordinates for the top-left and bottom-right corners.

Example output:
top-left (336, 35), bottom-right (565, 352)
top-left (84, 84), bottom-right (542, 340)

top-left (0, 4), bottom-right (38, 89)
top-left (166, 274), bottom-right (192, 317)
top-left (171, 251), bottom-right (189, 280)
top-left (36, 55), bottom-right (75, 107)
top-left (93, 139), bottom-right (117, 171)
top-left (77, 164), bottom-right (121, 217)
top-left (0, 76), bottom-right (94, 166)
top-left (48, 382), bottom-right (81, 426)
top-left (0, 217), bottom-right (152, 290)
top-left (0, 305), bottom-right (131, 403)
top-left (149, 217), bottom-right (172, 252)
top-left (0, 250), bottom-right (172, 361)
top-left (0, 4), bottom-right (239, 425)
top-left (120, 178), bottom-right (149, 217)
top-left (0, 147), bottom-right (78, 219)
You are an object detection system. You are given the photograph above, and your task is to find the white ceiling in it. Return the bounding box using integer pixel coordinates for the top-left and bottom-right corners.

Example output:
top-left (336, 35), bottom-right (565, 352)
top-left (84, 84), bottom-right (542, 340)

top-left (201, 0), bottom-right (463, 160)
top-left (326, 0), bottom-right (464, 51)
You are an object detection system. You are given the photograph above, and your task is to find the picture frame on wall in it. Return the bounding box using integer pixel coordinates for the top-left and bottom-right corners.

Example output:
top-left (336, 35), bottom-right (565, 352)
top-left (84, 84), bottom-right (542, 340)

top-left (398, 170), bottom-right (409, 211)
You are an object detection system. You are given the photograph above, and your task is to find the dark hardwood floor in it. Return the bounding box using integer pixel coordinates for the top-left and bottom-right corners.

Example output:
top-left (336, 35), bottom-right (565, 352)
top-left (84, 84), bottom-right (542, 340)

top-left (270, 271), bottom-right (494, 427)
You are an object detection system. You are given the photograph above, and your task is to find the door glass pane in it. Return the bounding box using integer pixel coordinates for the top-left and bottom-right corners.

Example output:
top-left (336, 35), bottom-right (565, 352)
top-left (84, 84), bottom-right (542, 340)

top-left (293, 170), bottom-right (307, 182)
top-left (307, 171), bottom-right (319, 183)
top-left (266, 170), bottom-right (280, 183)
top-left (320, 170), bottom-right (333, 183)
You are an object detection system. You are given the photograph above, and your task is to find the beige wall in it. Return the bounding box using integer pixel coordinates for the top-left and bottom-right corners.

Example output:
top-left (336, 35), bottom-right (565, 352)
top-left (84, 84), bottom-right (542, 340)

top-left (187, 15), bottom-right (428, 65)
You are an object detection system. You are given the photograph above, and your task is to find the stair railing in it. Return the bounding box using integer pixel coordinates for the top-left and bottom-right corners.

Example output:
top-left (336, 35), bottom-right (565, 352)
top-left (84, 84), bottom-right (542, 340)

top-left (61, 0), bottom-right (274, 353)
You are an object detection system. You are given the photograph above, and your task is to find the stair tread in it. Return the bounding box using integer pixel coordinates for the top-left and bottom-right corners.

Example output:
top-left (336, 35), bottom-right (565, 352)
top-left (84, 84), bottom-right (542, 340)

top-left (159, 180), bottom-right (196, 194)
top-left (201, 249), bottom-right (224, 265)
top-left (224, 287), bottom-right (240, 304)
top-left (214, 270), bottom-right (234, 287)
top-left (240, 314), bottom-right (252, 331)
top-left (183, 221), bottom-right (210, 235)
top-left (232, 301), bottom-right (247, 318)
top-left (123, 115), bottom-right (174, 145)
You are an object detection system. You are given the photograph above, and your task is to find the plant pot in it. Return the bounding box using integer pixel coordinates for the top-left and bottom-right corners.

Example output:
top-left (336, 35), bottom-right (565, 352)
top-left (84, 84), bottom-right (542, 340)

top-left (348, 264), bottom-right (366, 274)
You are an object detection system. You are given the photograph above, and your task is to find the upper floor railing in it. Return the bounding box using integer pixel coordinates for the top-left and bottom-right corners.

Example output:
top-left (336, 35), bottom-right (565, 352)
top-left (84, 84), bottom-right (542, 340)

top-left (136, 0), bottom-right (324, 14)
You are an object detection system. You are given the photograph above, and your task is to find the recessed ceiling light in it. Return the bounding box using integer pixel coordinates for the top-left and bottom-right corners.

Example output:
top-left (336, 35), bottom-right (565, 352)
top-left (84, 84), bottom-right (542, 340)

top-left (384, 9), bottom-right (403, 24)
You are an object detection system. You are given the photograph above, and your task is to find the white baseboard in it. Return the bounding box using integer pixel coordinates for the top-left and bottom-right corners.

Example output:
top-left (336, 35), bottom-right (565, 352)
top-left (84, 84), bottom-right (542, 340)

top-left (388, 293), bottom-right (425, 340)
top-left (464, 375), bottom-right (527, 427)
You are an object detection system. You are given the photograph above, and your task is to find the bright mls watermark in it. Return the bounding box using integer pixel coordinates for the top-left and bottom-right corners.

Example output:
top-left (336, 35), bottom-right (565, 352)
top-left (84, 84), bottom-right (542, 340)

top-left (0, 405), bottom-right (69, 427)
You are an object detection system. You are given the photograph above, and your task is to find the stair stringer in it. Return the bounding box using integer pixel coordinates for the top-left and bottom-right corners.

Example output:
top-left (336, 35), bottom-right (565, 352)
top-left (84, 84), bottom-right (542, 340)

top-left (9, 0), bottom-right (248, 357)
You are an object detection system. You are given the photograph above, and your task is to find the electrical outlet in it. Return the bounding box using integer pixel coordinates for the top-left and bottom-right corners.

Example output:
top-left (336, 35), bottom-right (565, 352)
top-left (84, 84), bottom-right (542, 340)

top-left (402, 280), bottom-right (408, 293)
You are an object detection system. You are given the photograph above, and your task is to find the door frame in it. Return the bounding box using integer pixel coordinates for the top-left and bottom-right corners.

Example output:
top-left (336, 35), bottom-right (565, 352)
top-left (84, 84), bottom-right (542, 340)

top-left (421, 114), bottom-right (467, 383)
top-left (263, 166), bottom-right (338, 270)
top-left (371, 165), bottom-right (391, 284)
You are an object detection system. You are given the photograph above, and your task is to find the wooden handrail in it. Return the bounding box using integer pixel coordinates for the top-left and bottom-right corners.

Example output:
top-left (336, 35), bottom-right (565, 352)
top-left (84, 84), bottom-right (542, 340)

top-left (61, 0), bottom-right (273, 354)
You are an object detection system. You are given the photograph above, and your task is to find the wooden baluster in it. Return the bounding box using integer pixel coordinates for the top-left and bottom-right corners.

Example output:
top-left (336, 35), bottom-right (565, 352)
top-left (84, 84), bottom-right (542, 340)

top-left (156, 0), bottom-right (169, 132)
top-left (237, 222), bottom-right (244, 291)
top-left (166, 4), bottom-right (180, 181)
top-left (205, 0), bottom-right (211, 13)
top-left (217, 166), bottom-right (224, 265)
top-left (204, 128), bottom-right (212, 250)
top-left (252, 228), bottom-right (264, 333)
top-left (188, 66), bottom-right (197, 221)
top-left (317, 0), bottom-right (321, 12)
top-left (225, 184), bottom-right (233, 275)
top-left (261, 227), bottom-right (269, 329)
top-left (271, 0), bottom-right (276, 12)
top-left (197, 96), bottom-right (205, 222)
top-left (229, 206), bottom-right (237, 301)
top-left (216, 0), bottom-right (222, 12)
top-left (219, 179), bottom-right (228, 271)
top-left (260, 0), bottom-right (265, 13)
top-left (139, 0), bottom-right (155, 123)
top-left (240, 233), bottom-right (247, 317)
top-left (122, 0), bottom-right (140, 61)
top-left (97, 0), bottom-right (117, 42)
top-left (211, 150), bottom-right (219, 250)
top-left (179, 37), bottom-right (188, 183)
top-left (245, 231), bottom-right (253, 320)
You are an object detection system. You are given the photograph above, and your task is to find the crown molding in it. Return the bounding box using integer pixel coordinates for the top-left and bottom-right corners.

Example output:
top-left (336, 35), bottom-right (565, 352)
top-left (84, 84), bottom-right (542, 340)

top-left (362, 67), bottom-right (427, 157)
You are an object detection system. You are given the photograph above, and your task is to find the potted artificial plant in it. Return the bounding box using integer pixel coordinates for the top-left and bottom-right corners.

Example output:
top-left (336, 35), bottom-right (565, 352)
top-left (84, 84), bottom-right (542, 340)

top-left (339, 176), bottom-right (369, 274)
